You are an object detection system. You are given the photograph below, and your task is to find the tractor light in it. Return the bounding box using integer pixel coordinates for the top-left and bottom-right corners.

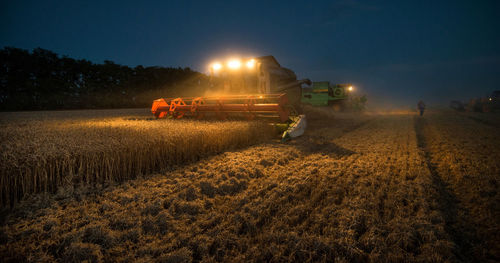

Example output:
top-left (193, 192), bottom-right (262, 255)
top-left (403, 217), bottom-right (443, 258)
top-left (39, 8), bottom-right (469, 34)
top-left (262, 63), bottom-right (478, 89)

top-left (246, 59), bottom-right (256, 69)
top-left (489, 98), bottom-right (492, 101)
top-left (227, 59), bottom-right (242, 70)
top-left (211, 62), bottom-right (222, 71)
top-left (348, 86), bottom-right (353, 91)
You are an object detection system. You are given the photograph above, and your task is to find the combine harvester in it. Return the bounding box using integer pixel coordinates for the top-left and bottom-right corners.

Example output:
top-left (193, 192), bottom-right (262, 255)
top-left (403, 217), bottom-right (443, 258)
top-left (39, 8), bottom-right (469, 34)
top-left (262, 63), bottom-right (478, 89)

top-left (152, 56), bottom-right (309, 140)
top-left (301, 82), bottom-right (357, 110)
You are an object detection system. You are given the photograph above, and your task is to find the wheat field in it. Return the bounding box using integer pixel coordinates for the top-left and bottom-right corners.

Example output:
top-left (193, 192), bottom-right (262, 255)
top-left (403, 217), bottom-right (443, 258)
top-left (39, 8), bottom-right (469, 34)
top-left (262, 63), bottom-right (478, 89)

top-left (0, 110), bottom-right (499, 262)
top-left (0, 109), bottom-right (274, 206)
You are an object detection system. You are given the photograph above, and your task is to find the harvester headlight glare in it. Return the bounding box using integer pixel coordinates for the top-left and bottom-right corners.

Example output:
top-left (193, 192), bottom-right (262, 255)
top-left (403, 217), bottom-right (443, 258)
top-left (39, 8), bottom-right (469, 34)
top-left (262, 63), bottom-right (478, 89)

top-left (211, 62), bottom-right (222, 71)
top-left (348, 86), bottom-right (353, 91)
top-left (227, 59), bottom-right (241, 70)
top-left (489, 98), bottom-right (492, 101)
top-left (246, 59), bottom-right (256, 69)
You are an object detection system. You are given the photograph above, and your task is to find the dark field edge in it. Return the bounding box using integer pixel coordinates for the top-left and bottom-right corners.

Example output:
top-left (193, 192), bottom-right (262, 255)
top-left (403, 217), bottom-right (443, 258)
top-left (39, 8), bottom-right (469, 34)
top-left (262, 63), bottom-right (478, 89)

top-left (413, 116), bottom-right (474, 262)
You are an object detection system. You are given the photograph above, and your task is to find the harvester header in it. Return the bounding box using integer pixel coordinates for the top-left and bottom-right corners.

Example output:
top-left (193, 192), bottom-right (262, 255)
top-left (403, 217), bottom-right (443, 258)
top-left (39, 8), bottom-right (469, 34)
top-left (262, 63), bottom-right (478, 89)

top-left (151, 93), bottom-right (292, 122)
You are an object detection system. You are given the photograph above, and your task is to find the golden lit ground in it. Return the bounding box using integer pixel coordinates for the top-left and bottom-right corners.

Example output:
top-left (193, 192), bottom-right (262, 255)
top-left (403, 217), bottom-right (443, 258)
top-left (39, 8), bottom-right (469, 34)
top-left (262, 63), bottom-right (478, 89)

top-left (0, 109), bottom-right (273, 205)
top-left (1, 110), bottom-right (499, 262)
top-left (417, 112), bottom-right (500, 260)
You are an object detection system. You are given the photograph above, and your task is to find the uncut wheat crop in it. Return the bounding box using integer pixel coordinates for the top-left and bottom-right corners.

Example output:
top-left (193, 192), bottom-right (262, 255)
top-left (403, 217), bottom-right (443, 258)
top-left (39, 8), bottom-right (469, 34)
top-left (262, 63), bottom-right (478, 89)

top-left (0, 109), bottom-right (274, 206)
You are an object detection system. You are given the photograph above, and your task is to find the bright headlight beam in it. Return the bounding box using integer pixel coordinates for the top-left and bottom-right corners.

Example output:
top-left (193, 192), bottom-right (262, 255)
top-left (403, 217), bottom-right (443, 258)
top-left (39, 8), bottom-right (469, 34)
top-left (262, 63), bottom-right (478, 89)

top-left (246, 59), bottom-right (256, 69)
top-left (227, 59), bottom-right (241, 70)
top-left (348, 86), bottom-right (353, 91)
top-left (211, 62), bottom-right (222, 71)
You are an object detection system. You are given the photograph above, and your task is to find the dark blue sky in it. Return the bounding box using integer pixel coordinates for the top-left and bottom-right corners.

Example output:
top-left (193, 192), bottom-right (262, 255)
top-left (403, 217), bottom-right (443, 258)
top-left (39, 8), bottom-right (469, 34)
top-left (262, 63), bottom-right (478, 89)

top-left (2, 0), bottom-right (499, 107)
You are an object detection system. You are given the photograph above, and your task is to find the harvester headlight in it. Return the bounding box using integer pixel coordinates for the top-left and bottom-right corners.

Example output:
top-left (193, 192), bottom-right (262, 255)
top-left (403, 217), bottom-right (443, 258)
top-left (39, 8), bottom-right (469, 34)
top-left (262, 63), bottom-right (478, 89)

top-left (246, 59), bottom-right (256, 69)
top-left (211, 62), bottom-right (222, 71)
top-left (348, 86), bottom-right (353, 91)
top-left (227, 59), bottom-right (241, 70)
top-left (489, 98), bottom-right (492, 101)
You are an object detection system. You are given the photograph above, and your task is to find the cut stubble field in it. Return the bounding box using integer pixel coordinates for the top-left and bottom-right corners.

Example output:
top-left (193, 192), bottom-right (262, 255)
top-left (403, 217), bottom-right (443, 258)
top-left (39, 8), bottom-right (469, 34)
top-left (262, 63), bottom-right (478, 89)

top-left (0, 109), bottom-right (499, 262)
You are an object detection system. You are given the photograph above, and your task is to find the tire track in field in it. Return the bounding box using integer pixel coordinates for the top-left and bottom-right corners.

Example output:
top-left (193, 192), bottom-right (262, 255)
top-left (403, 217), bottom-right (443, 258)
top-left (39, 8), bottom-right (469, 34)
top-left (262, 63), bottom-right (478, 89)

top-left (290, 115), bottom-right (375, 156)
top-left (293, 116), bottom-right (381, 197)
top-left (210, 115), bottom-right (375, 195)
top-left (461, 114), bottom-right (500, 128)
top-left (294, 119), bottom-right (375, 182)
top-left (413, 116), bottom-right (471, 261)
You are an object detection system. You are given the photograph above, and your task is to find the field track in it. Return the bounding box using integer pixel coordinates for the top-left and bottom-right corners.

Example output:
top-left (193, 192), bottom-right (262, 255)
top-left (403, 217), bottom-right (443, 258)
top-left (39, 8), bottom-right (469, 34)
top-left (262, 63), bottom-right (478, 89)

top-left (1, 110), bottom-right (499, 262)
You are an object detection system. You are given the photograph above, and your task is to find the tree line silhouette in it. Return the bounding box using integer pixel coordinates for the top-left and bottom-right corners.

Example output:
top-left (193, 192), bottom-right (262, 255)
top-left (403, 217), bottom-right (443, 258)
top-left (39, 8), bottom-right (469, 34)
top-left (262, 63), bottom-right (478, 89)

top-left (0, 47), bottom-right (209, 110)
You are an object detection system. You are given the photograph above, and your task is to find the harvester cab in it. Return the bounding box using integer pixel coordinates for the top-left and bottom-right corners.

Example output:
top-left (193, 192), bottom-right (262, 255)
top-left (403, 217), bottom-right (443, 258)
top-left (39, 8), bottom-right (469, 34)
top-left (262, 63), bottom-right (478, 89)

top-left (151, 55), bottom-right (310, 140)
top-left (208, 55), bottom-right (311, 109)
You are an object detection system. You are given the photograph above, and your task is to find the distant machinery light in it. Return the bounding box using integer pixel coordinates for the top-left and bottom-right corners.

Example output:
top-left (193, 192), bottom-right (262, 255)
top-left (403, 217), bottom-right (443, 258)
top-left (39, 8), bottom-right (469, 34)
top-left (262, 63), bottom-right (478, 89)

top-left (348, 86), bottom-right (353, 91)
top-left (246, 59), bottom-right (256, 69)
top-left (489, 98), bottom-right (492, 101)
top-left (227, 59), bottom-right (242, 70)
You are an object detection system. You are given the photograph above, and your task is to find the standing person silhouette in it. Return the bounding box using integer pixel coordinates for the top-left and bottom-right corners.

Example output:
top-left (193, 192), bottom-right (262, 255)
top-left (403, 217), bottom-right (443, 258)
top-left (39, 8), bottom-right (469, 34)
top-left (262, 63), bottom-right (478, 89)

top-left (417, 100), bottom-right (426, 116)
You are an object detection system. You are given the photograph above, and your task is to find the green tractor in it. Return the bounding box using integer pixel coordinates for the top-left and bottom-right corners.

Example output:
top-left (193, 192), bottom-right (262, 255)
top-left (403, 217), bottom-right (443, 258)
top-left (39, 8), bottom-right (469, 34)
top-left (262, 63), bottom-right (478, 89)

top-left (301, 82), bottom-right (365, 111)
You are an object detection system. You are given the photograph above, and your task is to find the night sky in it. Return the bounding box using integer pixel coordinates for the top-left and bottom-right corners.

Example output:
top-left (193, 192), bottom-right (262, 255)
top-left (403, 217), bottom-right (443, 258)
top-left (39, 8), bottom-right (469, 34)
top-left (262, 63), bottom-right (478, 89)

top-left (2, 0), bottom-right (499, 107)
